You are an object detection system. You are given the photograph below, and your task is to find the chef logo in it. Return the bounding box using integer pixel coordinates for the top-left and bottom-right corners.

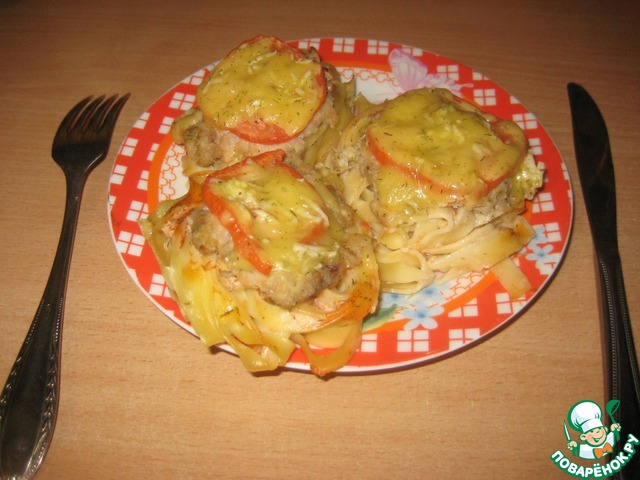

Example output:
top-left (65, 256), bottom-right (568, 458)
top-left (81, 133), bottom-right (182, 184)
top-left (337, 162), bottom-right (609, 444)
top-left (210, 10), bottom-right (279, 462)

top-left (565, 400), bottom-right (620, 460)
top-left (550, 399), bottom-right (639, 478)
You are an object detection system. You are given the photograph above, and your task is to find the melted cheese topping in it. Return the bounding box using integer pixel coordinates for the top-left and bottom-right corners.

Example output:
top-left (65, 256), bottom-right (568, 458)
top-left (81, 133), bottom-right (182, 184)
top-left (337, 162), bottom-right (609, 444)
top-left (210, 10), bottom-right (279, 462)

top-left (207, 159), bottom-right (339, 274)
top-left (196, 36), bottom-right (325, 140)
top-left (368, 88), bottom-right (527, 209)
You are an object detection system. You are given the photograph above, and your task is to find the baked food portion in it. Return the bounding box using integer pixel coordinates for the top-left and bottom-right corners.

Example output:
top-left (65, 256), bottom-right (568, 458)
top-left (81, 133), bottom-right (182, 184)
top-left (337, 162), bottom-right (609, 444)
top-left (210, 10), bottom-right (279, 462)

top-left (140, 150), bottom-right (379, 376)
top-left (171, 35), bottom-right (353, 175)
top-left (323, 87), bottom-right (544, 296)
top-left (197, 35), bottom-right (326, 144)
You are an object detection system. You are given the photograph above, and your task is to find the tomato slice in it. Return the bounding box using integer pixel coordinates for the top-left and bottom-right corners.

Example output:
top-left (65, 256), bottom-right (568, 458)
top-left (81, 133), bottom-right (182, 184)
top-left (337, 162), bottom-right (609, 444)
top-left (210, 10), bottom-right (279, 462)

top-left (367, 130), bottom-right (432, 187)
top-left (197, 35), bottom-right (327, 145)
top-left (202, 186), bottom-right (273, 276)
top-left (202, 150), bottom-right (330, 275)
top-left (366, 88), bottom-right (528, 203)
top-left (230, 119), bottom-right (292, 145)
top-left (202, 151), bottom-right (291, 275)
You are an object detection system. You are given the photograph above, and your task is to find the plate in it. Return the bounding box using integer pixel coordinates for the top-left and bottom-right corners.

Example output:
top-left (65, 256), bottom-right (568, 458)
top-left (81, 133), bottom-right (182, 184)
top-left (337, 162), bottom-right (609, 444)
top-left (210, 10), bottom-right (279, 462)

top-left (108, 38), bottom-right (573, 374)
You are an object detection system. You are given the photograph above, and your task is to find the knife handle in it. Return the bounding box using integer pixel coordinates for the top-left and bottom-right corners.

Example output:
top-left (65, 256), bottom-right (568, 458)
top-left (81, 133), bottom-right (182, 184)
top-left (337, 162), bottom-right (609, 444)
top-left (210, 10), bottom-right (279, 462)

top-left (597, 249), bottom-right (640, 479)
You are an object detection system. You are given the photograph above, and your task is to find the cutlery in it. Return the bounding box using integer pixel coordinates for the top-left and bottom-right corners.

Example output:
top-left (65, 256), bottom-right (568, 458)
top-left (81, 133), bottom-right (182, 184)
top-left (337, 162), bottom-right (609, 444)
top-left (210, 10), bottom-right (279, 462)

top-left (0, 94), bottom-right (129, 479)
top-left (568, 83), bottom-right (640, 477)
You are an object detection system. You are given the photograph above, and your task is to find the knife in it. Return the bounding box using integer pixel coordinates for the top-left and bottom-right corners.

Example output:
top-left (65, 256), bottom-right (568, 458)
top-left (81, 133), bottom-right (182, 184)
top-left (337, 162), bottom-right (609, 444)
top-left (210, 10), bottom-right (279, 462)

top-left (568, 83), bottom-right (640, 477)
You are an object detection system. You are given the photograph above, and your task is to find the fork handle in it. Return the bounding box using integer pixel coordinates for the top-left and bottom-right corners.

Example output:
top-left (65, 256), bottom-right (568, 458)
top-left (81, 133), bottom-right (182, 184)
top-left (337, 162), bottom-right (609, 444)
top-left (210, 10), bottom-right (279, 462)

top-left (0, 173), bottom-right (84, 479)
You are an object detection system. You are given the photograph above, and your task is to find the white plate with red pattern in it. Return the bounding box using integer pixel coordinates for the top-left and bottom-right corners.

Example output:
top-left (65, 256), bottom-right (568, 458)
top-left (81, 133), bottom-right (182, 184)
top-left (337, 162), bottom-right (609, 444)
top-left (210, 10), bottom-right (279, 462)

top-left (108, 38), bottom-right (573, 374)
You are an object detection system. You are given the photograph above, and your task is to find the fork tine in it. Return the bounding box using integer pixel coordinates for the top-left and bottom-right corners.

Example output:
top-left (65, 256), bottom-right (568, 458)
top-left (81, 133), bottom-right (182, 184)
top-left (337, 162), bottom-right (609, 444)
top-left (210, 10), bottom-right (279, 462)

top-left (56, 96), bottom-right (94, 135)
top-left (72, 95), bottom-right (107, 132)
top-left (100, 94), bottom-right (131, 133)
top-left (85, 95), bottom-right (119, 132)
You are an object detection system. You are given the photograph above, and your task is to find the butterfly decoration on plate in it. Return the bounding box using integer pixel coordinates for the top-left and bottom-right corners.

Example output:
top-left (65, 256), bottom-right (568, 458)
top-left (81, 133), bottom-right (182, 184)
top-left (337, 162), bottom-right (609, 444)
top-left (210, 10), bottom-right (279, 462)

top-left (388, 48), bottom-right (472, 96)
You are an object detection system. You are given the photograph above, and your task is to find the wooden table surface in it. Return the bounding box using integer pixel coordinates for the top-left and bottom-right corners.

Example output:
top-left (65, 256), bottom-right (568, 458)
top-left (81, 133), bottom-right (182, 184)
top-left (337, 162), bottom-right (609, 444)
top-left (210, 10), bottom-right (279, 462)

top-left (1, 1), bottom-right (638, 478)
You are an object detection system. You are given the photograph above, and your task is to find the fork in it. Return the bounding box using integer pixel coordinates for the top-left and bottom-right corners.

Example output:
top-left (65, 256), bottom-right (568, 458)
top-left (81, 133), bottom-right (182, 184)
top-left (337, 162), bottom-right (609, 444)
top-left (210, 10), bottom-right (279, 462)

top-left (0, 95), bottom-right (130, 479)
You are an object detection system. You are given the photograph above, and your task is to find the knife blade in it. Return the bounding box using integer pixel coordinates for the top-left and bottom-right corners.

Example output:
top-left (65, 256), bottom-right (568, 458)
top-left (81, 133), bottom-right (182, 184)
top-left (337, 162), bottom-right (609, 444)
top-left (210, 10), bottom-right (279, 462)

top-left (568, 82), bottom-right (640, 476)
